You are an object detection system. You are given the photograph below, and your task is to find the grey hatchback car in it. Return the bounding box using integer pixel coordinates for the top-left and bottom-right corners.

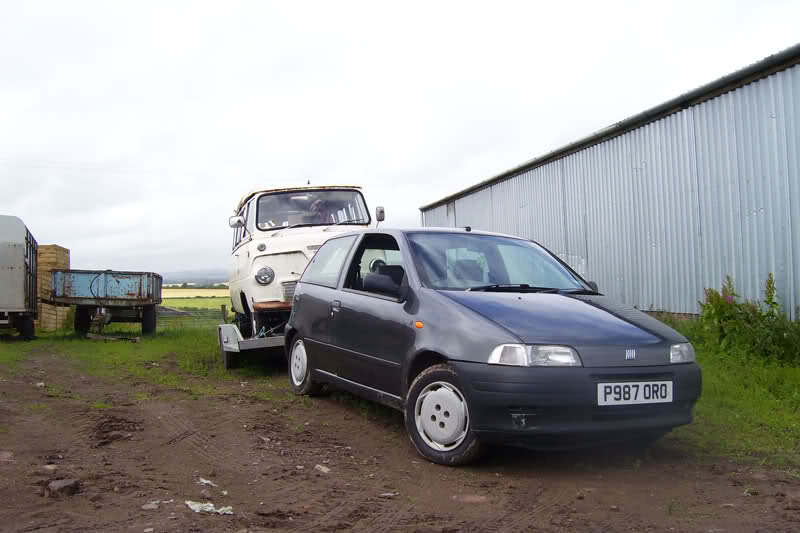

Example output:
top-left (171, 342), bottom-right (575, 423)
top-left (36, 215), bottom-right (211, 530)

top-left (284, 228), bottom-right (702, 465)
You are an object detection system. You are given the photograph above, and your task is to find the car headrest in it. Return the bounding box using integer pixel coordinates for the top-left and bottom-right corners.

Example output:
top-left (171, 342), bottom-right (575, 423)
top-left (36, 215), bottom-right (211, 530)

top-left (363, 272), bottom-right (400, 296)
top-left (378, 264), bottom-right (405, 286)
top-left (453, 259), bottom-right (483, 282)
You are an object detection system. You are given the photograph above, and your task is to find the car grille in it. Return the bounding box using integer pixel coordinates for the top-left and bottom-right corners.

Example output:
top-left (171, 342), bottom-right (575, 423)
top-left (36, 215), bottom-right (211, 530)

top-left (282, 281), bottom-right (297, 302)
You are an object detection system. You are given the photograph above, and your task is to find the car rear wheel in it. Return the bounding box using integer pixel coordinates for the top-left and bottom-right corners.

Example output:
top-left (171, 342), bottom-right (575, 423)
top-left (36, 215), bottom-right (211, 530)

top-left (288, 338), bottom-right (323, 396)
top-left (405, 364), bottom-right (482, 466)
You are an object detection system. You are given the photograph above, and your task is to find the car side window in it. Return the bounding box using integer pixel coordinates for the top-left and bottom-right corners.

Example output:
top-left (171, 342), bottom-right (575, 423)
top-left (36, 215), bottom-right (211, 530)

top-left (301, 235), bottom-right (357, 287)
top-left (344, 234), bottom-right (406, 296)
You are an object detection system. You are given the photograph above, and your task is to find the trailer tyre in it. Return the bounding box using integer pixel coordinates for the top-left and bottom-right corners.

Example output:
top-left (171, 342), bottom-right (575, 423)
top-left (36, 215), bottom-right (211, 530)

top-left (74, 306), bottom-right (91, 337)
top-left (142, 305), bottom-right (157, 336)
top-left (18, 316), bottom-right (35, 341)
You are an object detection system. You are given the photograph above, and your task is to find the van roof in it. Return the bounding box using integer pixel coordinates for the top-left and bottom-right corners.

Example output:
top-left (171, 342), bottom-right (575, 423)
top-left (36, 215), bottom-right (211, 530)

top-left (235, 186), bottom-right (362, 213)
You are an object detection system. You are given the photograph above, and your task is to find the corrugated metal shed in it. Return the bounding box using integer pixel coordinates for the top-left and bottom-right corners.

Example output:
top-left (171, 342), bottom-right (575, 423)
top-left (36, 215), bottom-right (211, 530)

top-left (420, 43), bottom-right (800, 316)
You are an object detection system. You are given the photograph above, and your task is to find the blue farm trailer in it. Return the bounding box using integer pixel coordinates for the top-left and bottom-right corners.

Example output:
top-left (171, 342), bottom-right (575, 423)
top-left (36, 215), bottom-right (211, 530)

top-left (50, 270), bottom-right (162, 336)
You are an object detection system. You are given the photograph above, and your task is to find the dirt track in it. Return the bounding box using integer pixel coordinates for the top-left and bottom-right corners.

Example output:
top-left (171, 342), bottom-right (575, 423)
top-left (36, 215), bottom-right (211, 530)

top-left (1, 348), bottom-right (798, 532)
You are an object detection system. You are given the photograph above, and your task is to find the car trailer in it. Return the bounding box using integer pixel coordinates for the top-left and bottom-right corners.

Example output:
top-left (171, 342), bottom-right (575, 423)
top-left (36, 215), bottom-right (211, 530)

top-left (217, 323), bottom-right (284, 369)
top-left (50, 269), bottom-right (163, 336)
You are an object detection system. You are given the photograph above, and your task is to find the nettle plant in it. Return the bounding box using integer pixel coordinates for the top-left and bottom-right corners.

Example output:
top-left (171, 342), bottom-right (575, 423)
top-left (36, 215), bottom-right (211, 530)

top-left (698, 274), bottom-right (800, 365)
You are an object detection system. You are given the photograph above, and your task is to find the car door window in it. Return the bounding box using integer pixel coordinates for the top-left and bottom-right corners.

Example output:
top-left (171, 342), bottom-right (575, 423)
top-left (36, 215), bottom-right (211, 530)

top-left (301, 235), bottom-right (357, 288)
top-left (344, 234), bottom-right (405, 296)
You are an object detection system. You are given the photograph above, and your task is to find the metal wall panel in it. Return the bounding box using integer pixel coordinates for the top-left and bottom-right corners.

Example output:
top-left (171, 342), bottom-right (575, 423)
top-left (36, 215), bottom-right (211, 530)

top-left (453, 187), bottom-right (493, 230)
top-left (422, 205), bottom-right (448, 227)
top-left (421, 64), bottom-right (800, 317)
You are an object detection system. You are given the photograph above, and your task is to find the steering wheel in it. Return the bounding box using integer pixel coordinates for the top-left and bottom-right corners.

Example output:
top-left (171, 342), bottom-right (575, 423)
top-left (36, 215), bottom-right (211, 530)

top-left (369, 258), bottom-right (387, 273)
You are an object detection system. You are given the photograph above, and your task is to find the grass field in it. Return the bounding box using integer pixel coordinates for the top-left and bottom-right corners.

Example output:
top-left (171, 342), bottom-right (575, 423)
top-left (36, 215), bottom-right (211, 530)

top-left (162, 288), bottom-right (229, 298)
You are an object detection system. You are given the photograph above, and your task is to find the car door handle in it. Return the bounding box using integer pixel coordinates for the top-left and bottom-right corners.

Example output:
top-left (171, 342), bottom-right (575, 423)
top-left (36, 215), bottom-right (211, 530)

top-left (330, 300), bottom-right (341, 316)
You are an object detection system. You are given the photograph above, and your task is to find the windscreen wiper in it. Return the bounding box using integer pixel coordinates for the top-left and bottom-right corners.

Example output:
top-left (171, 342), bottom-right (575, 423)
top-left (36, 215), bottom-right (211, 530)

top-left (557, 287), bottom-right (601, 295)
top-left (270, 223), bottom-right (313, 237)
top-left (465, 284), bottom-right (560, 293)
top-left (322, 218), bottom-right (367, 232)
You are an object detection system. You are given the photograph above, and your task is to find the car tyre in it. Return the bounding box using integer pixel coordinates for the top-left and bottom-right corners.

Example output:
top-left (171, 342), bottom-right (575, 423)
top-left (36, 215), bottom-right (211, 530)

top-left (288, 337), bottom-right (323, 396)
top-left (405, 363), bottom-right (482, 466)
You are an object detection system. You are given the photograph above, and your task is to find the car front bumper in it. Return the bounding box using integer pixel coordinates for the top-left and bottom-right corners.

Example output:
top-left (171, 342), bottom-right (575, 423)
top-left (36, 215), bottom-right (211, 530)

top-left (449, 360), bottom-right (702, 444)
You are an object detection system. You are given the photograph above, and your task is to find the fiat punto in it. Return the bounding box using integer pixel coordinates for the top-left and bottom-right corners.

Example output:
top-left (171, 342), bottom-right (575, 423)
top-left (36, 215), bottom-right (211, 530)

top-left (284, 228), bottom-right (702, 465)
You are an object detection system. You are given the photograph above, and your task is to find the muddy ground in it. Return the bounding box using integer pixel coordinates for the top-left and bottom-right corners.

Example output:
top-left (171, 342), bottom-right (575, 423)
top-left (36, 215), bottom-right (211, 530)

top-left (1, 347), bottom-right (798, 533)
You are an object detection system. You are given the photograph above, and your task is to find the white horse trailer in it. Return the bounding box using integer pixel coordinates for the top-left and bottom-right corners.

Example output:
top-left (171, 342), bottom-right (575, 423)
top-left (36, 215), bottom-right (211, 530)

top-left (0, 215), bottom-right (38, 340)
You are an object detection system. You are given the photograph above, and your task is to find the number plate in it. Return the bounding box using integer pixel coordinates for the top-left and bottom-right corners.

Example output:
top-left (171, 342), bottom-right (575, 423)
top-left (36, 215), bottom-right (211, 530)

top-left (597, 381), bottom-right (673, 406)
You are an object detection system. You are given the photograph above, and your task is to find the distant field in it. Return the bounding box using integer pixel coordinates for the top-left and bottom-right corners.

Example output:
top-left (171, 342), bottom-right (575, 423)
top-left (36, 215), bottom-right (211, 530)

top-left (162, 288), bottom-right (229, 298)
top-left (161, 297), bottom-right (231, 311)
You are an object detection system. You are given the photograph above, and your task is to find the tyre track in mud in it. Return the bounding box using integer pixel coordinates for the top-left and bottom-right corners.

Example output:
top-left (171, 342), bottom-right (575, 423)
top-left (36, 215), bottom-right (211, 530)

top-left (464, 481), bottom-right (574, 533)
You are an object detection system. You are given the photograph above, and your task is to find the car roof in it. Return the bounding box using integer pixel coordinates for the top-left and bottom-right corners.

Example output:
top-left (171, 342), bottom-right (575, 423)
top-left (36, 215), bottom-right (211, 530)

top-left (329, 226), bottom-right (529, 241)
top-left (235, 185), bottom-right (363, 213)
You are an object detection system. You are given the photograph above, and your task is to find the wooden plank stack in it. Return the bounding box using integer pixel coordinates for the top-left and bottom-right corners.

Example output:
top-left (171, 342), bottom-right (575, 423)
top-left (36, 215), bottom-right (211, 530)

top-left (36, 245), bottom-right (70, 331)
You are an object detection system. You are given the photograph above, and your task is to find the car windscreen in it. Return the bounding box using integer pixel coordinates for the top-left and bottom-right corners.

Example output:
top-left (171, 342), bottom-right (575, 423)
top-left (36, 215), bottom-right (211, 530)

top-left (407, 232), bottom-right (585, 291)
top-left (256, 190), bottom-right (370, 231)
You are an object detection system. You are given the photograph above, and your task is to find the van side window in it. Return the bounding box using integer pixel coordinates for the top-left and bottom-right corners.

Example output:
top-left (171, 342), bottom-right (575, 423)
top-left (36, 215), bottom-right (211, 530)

top-left (301, 235), bottom-right (357, 288)
top-left (344, 234), bottom-right (405, 296)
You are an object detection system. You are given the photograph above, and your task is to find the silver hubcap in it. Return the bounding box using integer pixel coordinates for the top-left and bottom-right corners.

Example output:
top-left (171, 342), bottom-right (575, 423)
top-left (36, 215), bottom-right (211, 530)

top-left (290, 341), bottom-right (307, 387)
top-left (415, 381), bottom-right (469, 451)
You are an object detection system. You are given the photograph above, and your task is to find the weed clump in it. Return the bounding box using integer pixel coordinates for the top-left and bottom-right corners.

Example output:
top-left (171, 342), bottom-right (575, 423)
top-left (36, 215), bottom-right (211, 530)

top-left (698, 274), bottom-right (800, 366)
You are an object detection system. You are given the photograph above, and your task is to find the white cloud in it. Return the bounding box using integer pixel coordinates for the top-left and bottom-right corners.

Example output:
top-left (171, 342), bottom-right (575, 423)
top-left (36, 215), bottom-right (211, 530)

top-left (1, 0), bottom-right (798, 272)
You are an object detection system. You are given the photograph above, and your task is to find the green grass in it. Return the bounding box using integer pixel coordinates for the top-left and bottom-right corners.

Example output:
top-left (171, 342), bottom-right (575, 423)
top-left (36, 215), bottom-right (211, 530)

top-left (668, 319), bottom-right (800, 467)
top-left (91, 401), bottom-right (112, 409)
top-left (0, 339), bottom-right (33, 370)
top-left (20, 327), bottom-right (298, 406)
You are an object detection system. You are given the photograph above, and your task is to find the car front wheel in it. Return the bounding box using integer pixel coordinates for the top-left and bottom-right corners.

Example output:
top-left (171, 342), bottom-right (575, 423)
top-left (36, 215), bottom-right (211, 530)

top-left (288, 338), bottom-right (323, 396)
top-left (405, 364), bottom-right (482, 466)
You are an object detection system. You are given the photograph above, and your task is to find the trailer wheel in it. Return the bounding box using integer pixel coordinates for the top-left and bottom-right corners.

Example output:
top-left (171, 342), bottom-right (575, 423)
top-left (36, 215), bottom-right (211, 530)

top-left (142, 305), bottom-right (157, 335)
top-left (18, 316), bottom-right (35, 341)
top-left (223, 349), bottom-right (238, 370)
top-left (75, 305), bottom-right (91, 337)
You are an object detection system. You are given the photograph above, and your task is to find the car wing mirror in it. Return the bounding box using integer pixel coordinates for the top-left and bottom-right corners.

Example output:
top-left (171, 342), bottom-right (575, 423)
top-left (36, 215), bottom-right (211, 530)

top-left (375, 206), bottom-right (385, 222)
top-left (587, 281), bottom-right (599, 292)
top-left (229, 215), bottom-right (245, 228)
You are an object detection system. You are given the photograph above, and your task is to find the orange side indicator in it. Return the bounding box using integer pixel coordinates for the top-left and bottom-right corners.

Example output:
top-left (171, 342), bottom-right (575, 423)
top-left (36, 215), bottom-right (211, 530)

top-left (414, 321), bottom-right (424, 329)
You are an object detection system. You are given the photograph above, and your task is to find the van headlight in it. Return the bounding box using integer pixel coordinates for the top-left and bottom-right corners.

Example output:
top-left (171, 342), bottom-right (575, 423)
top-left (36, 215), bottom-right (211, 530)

top-left (670, 343), bottom-right (696, 364)
top-left (255, 267), bottom-right (275, 285)
top-left (488, 344), bottom-right (582, 367)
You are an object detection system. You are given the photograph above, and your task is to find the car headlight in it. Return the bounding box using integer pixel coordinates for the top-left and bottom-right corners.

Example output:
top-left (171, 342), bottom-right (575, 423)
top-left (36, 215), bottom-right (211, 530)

top-left (255, 266), bottom-right (275, 285)
top-left (488, 344), bottom-right (582, 367)
top-left (670, 343), bottom-right (696, 364)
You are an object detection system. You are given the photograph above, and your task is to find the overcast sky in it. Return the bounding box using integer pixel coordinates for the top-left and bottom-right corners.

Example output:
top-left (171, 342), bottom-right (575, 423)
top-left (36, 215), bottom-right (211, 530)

top-left (1, 1), bottom-right (798, 274)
